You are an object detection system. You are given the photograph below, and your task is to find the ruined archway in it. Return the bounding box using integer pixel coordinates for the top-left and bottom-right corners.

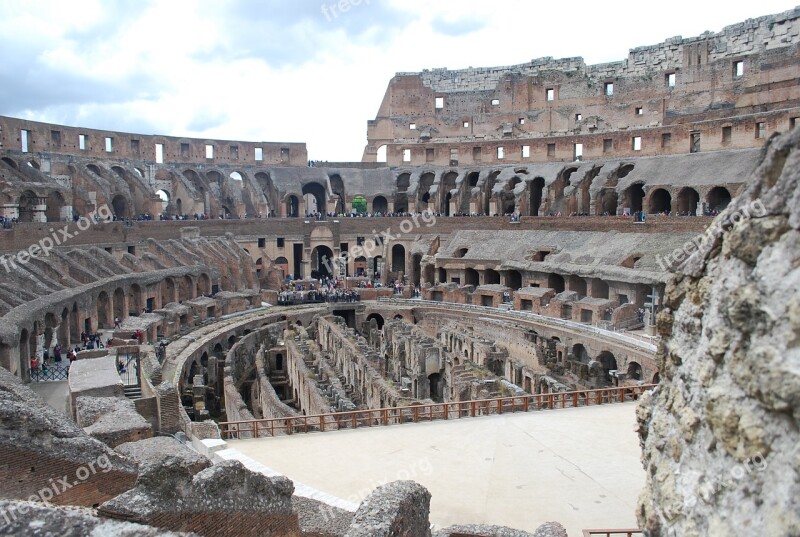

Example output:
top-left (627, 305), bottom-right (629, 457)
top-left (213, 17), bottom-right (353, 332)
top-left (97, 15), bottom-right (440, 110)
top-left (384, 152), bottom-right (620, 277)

top-left (624, 183), bottom-right (645, 213)
top-left (707, 186), bottom-right (732, 212)
top-left (46, 191), bottom-right (66, 222)
top-left (302, 182), bottom-right (326, 215)
top-left (648, 188), bottom-right (672, 214)
top-left (676, 187), bottom-right (700, 215)
top-left (391, 244), bottom-right (406, 274)
top-left (548, 273), bottom-right (565, 293)
top-left (311, 245), bottom-right (334, 279)
top-left (373, 195), bottom-right (388, 214)
top-left (529, 177), bottom-right (545, 216)
top-left (112, 195), bottom-right (128, 219)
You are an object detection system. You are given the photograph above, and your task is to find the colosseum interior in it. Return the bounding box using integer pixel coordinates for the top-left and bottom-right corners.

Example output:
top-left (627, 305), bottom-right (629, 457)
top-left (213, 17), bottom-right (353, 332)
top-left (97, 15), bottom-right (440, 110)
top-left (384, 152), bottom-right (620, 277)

top-left (0, 6), bottom-right (798, 537)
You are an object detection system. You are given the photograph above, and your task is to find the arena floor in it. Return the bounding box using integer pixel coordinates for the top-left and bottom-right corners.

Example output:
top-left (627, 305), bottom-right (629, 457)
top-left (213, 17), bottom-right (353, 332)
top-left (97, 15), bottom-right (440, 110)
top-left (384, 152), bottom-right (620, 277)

top-left (227, 401), bottom-right (645, 535)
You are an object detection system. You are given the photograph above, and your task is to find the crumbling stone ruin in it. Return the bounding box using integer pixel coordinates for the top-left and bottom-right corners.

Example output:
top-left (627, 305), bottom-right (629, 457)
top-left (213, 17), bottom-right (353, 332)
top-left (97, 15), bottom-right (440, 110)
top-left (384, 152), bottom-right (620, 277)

top-left (637, 123), bottom-right (800, 535)
top-left (0, 6), bottom-right (798, 536)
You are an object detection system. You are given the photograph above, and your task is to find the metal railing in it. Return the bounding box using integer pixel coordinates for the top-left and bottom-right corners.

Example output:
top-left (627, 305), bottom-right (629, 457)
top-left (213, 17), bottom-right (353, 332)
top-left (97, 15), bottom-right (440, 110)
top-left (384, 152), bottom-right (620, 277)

top-left (377, 298), bottom-right (657, 352)
top-left (219, 384), bottom-right (655, 440)
top-left (29, 363), bottom-right (70, 382)
top-left (582, 530), bottom-right (643, 537)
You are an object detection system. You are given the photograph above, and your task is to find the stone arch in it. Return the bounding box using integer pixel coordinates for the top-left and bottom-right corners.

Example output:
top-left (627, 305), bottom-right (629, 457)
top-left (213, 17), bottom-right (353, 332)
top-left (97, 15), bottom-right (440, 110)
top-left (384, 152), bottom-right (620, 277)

top-left (571, 343), bottom-right (591, 363)
top-left (591, 279), bottom-right (609, 299)
top-left (411, 254), bottom-right (422, 286)
top-left (113, 288), bottom-right (125, 320)
top-left (391, 244), bottom-right (406, 274)
top-left (505, 270), bottom-right (522, 290)
top-left (418, 172), bottom-right (435, 210)
top-left (46, 191), bottom-right (66, 222)
top-left (58, 307), bottom-right (70, 347)
top-left (529, 177), bottom-right (545, 216)
top-left (129, 284), bottom-right (143, 315)
top-left (623, 183), bottom-right (645, 213)
top-left (548, 273), bottom-right (565, 293)
top-left (301, 182), bottom-right (326, 215)
top-left (676, 187), bottom-right (700, 215)
top-left (483, 171), bottom-right (500, 215)
top-left (311, 245), bottom-right (334, 279)
top-left (648, 188), bottom-right (672, 214)
top-left (111, 194), bottom-right (128, 219)
top-left (161, 277), bottom-right (176, 305)
top-left (627, 361), bottom-right (643, 381)
top-left (484, 269), bottom-right (500, 285)
top-left (465, 268), bottom-right (479, 287)
top-left (197, 273), bottom-right (211, 296)
top-left (97, 291), bottom-right (111, 328)
top-left (18, 190), bottom-right (38, 222)
top-left (366, 313), bottom-right (385, 330)
top-left (2, 156), bottom-right (19, 170)
top-left (597, 351), bottom-right (618, 383)
top-left (599, 188), bottom-right (618, 215)
top-left (179, 275), bottom-right (194, 301)
top-left (707, 186), bottom-right (732, 211)
top-left (373, 195), bottom-right (388, 214)
top-left (568, 275), bottom-right (587, 297)
top-left (286, 194), bottom-right (300, 217)
top-left (329, 174), bottom-right (345, 214)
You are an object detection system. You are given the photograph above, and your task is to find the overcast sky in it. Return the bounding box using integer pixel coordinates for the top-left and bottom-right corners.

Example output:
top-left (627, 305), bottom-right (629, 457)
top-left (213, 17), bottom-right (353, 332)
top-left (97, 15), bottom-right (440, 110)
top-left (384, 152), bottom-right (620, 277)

top-left (0, 0), bottom-right (794, 161)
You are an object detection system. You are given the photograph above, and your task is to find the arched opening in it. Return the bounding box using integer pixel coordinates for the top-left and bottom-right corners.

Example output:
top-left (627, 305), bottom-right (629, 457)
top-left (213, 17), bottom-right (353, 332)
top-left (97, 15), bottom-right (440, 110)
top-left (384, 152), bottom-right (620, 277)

top-left (418, 172), bottom-right (435, 211)
top-left (571, 344), bottom-right (590, 363)
top-left (129, 284), bottom-right (143, 315)
top-left (197, 273), bottom-right (211, 296)
top-left (529, 177), bottom-right (545, 216)
top-left (676, 187), bottom-right (700, 215)
top-left (328, 174), bottom-right (345, 214)
top-left (272, 256), bottom-right (288, 279)
top-left (627, 361), bottom-right (643, 381)
top-left (437, 267), bottom-right (447, 284)
top-left (548, 273), bottom-right (565, 293)
top-left (286, 195), bottom-right (300, 217)
top-left (301, 183), bottom-right (326, 216)
top-left (372, 195), bottom-right (388, 214)
top-left (18, 190), bottom-right (38, 222)
top-left (155, 189), bottom-right (170, 214)
top-left (111, 195), bottom-right (128, 219)
top-left (568, 275), bottom-right (587, 297)
top-left (597, 351), bottom-right (618, 383)
top-left (96, 291), bottom-right (111, 328)
top-left (625, 183), bottom-right (645, 213)
top-left (373, 255), bottom-right (383, 276)
top-left (441, 171), bottom-right (458, 215)
top-left (113, 288), bottom-right (125, 320)
top-left (506, 270), bottom-right (522, 290)
top-left (161, 277), bottom-right (175, 305)
top-left (411, 253), bottom-right (422, 286)
top-left (376, 144), bottom-right (387, 163)
top-left (179, 276), bottom-right (193, 302)
top-left (391, 244), bottom-right (406, 273)
top-left (428, 372), bottom-right (443, 403)
top-left (394, 193), bottom-right (408, 213)
top-left (423, 264), bottom-right (435, 285)
top-left (20, 329), bottom-right (31, 378)
top-left (483, 171), bottom-right (500, 215)
top-left (599, 188), bottom-right (618, 215)
top-left (352, 196), bottom-right (367, 214)
top-left (366, 313), bottom-right (385, 330)
top-left (275, 353), bottom-right (284, 371)
top-left (484, 269), bottom-right (501, 285)
top-left (707, 186), bottom-right (732, 212)
top-left (311, 245), bottom-right (334, 279)
top-left (648, 188), bottom-right (672, 214)
top-left (396, 173), bottom-right (411, 192)
top-left (2, 157), bottom-right (19, 170)
top-left (46, 191), bottom-right (66, 222)
top-left (176, 198), bottom-right (183, 215)
top-left (465, 268), bottom-right (479, 287)
top-left (58, 308), bottom-right (70, 347)
top-left (229, 171), bottom-right (243, 182)
top-left (591, 279), bottom-right (609, 299)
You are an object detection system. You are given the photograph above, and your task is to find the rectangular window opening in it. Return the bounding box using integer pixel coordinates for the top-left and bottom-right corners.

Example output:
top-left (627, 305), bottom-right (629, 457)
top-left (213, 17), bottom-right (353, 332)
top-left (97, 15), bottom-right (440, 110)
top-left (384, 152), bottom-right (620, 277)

top-left (755, 122), bottom-right (766, 139)
top-left (635, 107), bottom-right (643, 115)
top-left (255, 147), bottom-right (263, 161)
top-left (280, 147), bottom-right (290, 162)
top-left (155, 143), bottom-right (164, 163)
top-left (722, 126), bottom-right (732, 143)
top-left (435, 97), bottom-right (444, 109)
top-left (661, 132), bottom-right (672, 148)
top-left (690, 132), bottom-right (700, 153)
top-left (666, 72), bottom-right (676, 87)
top-left (522, 145), bottom-right (530, 158)
top-left (425, 148), bottom-right (434, 162)
top-left (277, 237), bottom-right (285, 248)
top-left (790, 117), bottom-right (798, 130)
top-left (79, 134), bottom-right (87, 151)
top-left (181, 143), bottom-right (190, 158)
top-left (403, 149), bottom-right (411, 162)
top-left (546, 88), bottom-right (554, 101)
top-left (632, 136), bottom-right (642, 151)
top-left (473, 146), bottom-right (481, 162)
top-left (463, 121), bottom-right (470, 128)
top-left (547, 143), bottom-right (556, 157)
top-left (20, 130), bottom-right (29, 153)
top-left (603, 138), bottom-right (613, 153)
top-left (573, 143), bottom-right (583, 161)
top-left (497, 147), bottom-right (505, 159)
top-left (734, 60), bottom-right (744, 78)
top-left (409, 123), bottom-right (416, 130)
top-left (518, 117), bottom-right (526, 125)
top-left (105, 137), bottom-right (113, 153)
top-left (50, 130), bottom-right (61, 147)
top-left (575, 113), bottom-right (582, 121)
top-left (230, 145), bottom-right (239, 159)
top-left (205, 144), bottom-right (214, 159)
top-left (258, 238), bottom-right (266, 248)
top-left (449, 148), bottom-right (458, 166)
top-left (131, 139), bottom-right (140, 154)
top-left (604, 82), bottom-right (614, 96)
top-left (491, 98), bottom-right (500, 106)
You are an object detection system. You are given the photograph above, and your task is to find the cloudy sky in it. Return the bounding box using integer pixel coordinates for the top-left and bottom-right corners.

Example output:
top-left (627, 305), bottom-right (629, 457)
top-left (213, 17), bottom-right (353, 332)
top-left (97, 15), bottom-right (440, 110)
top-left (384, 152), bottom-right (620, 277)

top-left (0, 0), bottom-right (794, 161)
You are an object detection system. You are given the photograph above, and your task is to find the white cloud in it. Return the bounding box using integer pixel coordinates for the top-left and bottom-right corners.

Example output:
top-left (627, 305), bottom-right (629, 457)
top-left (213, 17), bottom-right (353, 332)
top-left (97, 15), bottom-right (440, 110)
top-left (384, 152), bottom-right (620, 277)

top-left (0, 0), bottom-right (794, 161)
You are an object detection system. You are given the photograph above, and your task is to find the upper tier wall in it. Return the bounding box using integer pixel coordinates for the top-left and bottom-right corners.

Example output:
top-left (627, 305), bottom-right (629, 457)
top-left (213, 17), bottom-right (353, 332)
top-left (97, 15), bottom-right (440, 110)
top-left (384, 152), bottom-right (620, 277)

top-left (0, 116), bottom-right (308, 167)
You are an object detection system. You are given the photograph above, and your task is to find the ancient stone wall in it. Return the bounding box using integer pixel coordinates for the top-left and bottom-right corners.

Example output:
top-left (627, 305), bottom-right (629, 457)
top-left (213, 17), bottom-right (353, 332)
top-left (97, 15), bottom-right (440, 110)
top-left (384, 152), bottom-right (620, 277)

top-left (637, 128), bottom-right (800, 535)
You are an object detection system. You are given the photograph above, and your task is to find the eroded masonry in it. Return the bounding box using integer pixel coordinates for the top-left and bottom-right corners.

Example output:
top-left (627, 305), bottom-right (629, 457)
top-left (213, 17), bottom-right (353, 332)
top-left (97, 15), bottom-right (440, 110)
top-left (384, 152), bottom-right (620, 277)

top-left (0, 7), bottom-right (798, 537)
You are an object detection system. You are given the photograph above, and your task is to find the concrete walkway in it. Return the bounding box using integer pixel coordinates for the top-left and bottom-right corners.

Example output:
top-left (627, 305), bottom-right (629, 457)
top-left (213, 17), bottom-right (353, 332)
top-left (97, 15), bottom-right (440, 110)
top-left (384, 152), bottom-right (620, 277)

top-left (29, 380), bottom-right (70, 416)
top-left (229, 402), bottom-right (645, 536)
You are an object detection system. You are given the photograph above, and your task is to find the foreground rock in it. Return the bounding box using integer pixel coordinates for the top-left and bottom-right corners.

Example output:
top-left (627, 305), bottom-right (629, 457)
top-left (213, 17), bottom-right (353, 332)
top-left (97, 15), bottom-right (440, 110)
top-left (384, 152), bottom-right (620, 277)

top-left (637, 129), bottom-right (800, 536)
